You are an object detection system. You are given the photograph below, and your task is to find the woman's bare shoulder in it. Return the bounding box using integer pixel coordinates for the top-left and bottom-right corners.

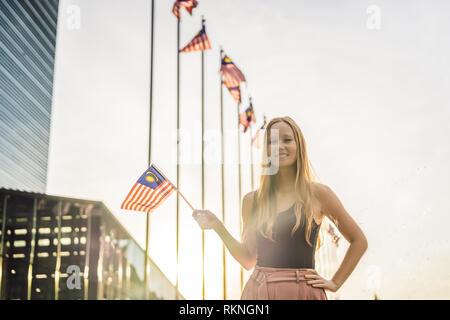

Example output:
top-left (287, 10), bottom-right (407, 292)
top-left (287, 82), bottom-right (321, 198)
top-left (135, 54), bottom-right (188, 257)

top-left (311, 182), bottom-right (332, 220)
top-left (242, 190), bottom-right (258, 220)
top-left (243, 190), bottom-right (257, 202)
top-left (311, 182), bottom-right (344, 219)
top-left (311, 182), bottom-right (331, 199)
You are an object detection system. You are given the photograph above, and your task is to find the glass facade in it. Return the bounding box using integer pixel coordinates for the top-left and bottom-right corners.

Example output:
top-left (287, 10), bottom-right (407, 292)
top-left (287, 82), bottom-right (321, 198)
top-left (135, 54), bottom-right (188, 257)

top-left (0, 0), bottom-right (59, 192)
top-left (0, 1), bottom-right (182, 300)
top-left (0, 188), bottom-right (184, 300)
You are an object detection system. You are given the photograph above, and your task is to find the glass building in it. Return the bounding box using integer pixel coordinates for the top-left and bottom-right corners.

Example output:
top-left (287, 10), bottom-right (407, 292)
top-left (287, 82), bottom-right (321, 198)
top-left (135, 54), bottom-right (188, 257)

top-left (0, 0), bottom-right (59, 192)
top-left (0, 188), bottom-right (184, 300)
top-left (0, 1), bottom-right (183, 300)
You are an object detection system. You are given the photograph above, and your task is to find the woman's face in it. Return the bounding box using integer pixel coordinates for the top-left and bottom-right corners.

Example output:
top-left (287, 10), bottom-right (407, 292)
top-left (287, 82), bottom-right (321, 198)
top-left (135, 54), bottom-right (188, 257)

top-left (268, 121), bottom-right (298, 167)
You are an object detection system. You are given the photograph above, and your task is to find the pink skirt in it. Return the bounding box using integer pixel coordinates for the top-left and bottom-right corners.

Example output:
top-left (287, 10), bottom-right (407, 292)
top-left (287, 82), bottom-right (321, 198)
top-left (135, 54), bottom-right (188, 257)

top-left (241, 265), bottom-right (328, 300)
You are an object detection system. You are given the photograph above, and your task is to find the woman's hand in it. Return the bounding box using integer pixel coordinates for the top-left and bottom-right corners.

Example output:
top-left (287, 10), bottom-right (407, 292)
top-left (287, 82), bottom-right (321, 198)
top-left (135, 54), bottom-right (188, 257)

top-left (305, 270), bottom-right (340, 292)
top-left (192, 209), bottom-right (221, 230)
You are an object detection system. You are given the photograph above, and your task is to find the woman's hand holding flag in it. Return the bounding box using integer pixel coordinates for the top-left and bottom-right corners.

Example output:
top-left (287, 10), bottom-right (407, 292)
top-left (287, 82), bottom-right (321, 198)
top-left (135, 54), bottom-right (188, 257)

top-left (192, 210), bottom-right (222, 231)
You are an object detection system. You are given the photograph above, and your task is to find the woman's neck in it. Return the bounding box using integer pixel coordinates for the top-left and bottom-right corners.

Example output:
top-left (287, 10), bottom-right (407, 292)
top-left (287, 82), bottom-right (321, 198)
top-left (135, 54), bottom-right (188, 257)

top-left (274, 165), bottom-right (296, 194)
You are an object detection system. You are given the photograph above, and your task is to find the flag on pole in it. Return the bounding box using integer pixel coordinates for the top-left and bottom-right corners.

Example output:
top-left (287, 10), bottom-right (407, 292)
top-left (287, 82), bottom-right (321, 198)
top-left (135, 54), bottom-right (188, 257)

top-left (121, 164), bottom-right (175, 214)
top-left (223, 83), bottom-right (241, 103)
top-left (239, 104), bottom-right (256, 133)
top-left (220, 55), bottom-right (246, 88)
top-left (252, 122), bottom-right (267, 149)
top-left (327, 224), bottom-right (341, 247)
top-left (180, 25), bottom-right (211, 53)
top-left (172, 0), bottom-right (198, 19)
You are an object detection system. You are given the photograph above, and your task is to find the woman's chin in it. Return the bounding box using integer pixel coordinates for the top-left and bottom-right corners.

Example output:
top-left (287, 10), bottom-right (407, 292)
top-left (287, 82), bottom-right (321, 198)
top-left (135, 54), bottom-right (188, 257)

top-left (278, 158), bottom-right (295, 167)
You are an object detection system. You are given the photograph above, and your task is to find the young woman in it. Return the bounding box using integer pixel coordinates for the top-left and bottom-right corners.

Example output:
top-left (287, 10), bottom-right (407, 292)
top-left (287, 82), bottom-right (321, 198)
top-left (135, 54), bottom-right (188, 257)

top-left (192, 116), bottom-right (368, 300)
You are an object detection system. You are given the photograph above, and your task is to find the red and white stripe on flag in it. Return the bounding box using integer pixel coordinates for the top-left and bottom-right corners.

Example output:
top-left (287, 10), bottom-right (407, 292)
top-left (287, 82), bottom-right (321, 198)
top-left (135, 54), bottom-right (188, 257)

top-left (227, 86), bottom-right (240, 102)
top-left (121, 180), bottom-right (175, 214)
top-left (172, 0), bottom-right (198, 19)
top-left (181, 32), bottom-right (211, 53)
top-left (220, 56), bottom-right (246, 87)
top-left (252, 127), bottom-right (265, 149)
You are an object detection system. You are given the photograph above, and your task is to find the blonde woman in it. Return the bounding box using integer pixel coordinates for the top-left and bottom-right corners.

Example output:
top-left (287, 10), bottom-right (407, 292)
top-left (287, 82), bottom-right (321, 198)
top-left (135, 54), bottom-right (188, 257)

top-left (192, 116), bottom-right (368, 300)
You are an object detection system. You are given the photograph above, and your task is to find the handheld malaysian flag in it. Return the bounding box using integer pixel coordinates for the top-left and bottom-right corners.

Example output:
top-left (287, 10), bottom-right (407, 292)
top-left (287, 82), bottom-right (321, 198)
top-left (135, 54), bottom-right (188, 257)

top-left (121, 164), bottom-right (184, 214)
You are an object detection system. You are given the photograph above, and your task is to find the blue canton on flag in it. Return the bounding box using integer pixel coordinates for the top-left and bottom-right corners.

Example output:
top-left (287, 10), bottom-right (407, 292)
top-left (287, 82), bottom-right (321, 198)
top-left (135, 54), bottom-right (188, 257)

top-left (121, 164), bottom-right (175, 214)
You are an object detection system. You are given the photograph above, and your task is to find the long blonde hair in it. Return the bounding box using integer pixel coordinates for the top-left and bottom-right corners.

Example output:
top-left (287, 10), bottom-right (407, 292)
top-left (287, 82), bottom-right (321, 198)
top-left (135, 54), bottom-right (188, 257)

top-left (253, 116), bottom-right (318, 247)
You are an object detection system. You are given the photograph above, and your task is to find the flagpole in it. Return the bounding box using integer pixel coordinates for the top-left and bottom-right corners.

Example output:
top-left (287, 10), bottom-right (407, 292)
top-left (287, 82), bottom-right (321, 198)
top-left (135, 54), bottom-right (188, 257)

top-left (201, 16), bottom-right (206, 301)
top-left (237, 101), bottom-right (244, 293)
top-left (250, 126), bottom-right (254, 191)
top-left (249, 98), bottom-right (255, 191)
top-left (175, 13), bottom-right (181, 299)
top-left (144, 0), bottom-right (155, 300)
top-left (219, 47), bottom-right (227, 300)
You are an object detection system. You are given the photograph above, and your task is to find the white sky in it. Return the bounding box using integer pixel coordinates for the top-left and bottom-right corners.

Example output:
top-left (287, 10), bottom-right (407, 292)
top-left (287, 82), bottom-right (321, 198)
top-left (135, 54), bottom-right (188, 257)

top-left (46, 0), bottom-right (450, 299)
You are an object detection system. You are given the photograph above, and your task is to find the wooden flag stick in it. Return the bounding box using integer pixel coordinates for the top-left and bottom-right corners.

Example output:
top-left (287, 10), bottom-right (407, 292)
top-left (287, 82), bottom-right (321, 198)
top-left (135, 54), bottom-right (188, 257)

top-left (175, 188), bottom-right (194, 211)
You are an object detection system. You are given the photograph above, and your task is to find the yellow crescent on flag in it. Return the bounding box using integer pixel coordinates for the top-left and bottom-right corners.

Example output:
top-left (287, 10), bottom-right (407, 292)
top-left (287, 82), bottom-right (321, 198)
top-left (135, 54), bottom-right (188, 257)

top-left (145, 171), bottom-right (159, 183)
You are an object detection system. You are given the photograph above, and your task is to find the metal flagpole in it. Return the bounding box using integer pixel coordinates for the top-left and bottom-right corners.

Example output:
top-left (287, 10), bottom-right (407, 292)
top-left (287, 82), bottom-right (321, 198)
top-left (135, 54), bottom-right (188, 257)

top-left (237, 100), bottom-right (243, 292)
top-left (219, 47), bottom-right (227, 300)
top-left (144, 0), bottom-right (155, 300)
top-left (175, 11), bottom-right (181, 298)
top-left (201, 16), bottom-right (206, 301)
top-left (250, 126), bottom-right (254, 191)
top-left (249, 97), bottom-right (255, 191)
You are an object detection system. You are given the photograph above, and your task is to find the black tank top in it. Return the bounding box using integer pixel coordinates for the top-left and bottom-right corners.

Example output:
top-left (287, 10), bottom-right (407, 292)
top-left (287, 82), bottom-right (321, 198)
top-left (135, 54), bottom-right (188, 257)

top-left (255, 202), bottom-right (321, 269)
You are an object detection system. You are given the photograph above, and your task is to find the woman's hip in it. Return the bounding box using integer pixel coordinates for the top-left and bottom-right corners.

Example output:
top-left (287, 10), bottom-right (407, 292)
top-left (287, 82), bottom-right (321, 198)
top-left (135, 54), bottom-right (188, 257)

top-left (240, 265), bottom-right (327, 300)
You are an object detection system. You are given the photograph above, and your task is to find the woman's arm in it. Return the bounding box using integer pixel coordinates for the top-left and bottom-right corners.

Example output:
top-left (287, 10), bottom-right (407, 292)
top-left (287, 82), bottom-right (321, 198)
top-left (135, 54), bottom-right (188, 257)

top-left (307, 183), bottom-right (368, 291)
top-left (192, 191), bottom-right (258, 271)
